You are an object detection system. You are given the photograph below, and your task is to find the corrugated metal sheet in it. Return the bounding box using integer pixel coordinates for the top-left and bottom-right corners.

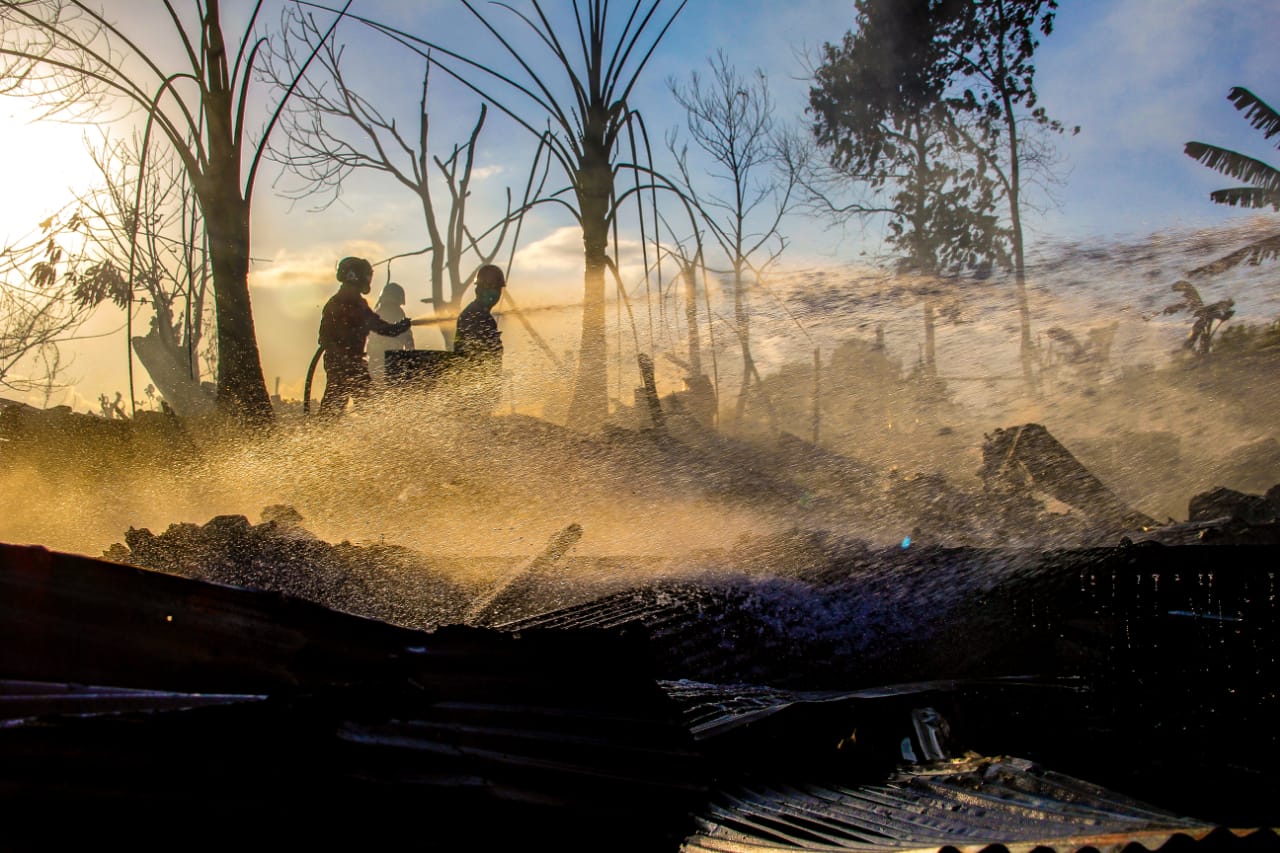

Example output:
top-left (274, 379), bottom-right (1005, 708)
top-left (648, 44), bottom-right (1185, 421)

top-left (659, 677), bottom-right (1065, 741)
top-left (4, 542), bottom-right (1277, 850)
top-left (0, 544), bottom-right (709, 850)
top-left (503, 546), bottom-right (1279, 831)
top-left (682, 756), bottom-right (1264, 853)
top-left (0, 678), bottom-right (263, 720)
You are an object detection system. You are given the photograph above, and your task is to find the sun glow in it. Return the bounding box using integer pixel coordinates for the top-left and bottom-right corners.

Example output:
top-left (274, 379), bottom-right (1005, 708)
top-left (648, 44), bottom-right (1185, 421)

top-left (0, 95), bottom-right (102, 248)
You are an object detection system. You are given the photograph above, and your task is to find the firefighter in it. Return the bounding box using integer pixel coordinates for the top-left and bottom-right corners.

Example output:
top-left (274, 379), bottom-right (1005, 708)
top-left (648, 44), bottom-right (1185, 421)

top-left (452, 264), bottom-right (506, 415)
top-left (318, 257), bottom-right (411, 417)
top-left (369, 281), bottom-right (416, 384)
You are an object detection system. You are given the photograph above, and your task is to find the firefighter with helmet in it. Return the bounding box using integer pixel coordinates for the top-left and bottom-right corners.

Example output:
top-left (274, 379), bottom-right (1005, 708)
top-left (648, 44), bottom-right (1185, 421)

top-left (317, 256), bottom-right (411, 416)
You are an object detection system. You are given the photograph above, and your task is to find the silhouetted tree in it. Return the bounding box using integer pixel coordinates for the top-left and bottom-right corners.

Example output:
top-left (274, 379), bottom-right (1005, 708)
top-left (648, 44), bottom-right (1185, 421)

top-left (337, 0), bottom-right (688, 430)
top-left (0, 1), bottom-right (95, 103)
top-left (0, 6), bottom-right (102, 398)
top-left (1155, 280), bottom-right (1235, 360)
top-left (0, 0), bottom-right (351, 426)
top-left (812, 0), bottom-right (1072, 389)
top-left (1185, 86), bottom-right (1280, 276)
top-left (71, 132), bottom-right (216, 416)
top-left (264, 8), bottom-right (544, 349)
top-left (0, 209), bottom-right (95, 397)
top-left (809, 0), bottom-right (1006, 376)
top-left (668, 50), bottom-right (798, 424)
top-left (940, 0), bottom-right (1073, 388)
top-left (655, 220), bottom-right (718, 424)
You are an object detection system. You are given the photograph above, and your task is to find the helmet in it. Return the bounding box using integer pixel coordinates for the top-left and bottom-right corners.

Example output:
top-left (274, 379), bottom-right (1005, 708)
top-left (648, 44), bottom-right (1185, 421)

top-left (375, 282), bottom-right (406, 314)
top-left (336, 257), bottom-right (373, 289)
top-left (378, 282), bottom-right (406, 306)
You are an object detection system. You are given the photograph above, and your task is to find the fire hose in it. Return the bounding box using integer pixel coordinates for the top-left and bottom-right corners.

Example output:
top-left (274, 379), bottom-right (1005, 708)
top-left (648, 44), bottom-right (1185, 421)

top-left (302, 317), bottom-right (447, 415)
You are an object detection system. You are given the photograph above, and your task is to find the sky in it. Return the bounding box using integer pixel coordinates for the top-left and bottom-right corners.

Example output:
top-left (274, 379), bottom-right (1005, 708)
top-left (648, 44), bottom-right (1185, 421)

top-left (2, 0), bottom-right (1280, 412)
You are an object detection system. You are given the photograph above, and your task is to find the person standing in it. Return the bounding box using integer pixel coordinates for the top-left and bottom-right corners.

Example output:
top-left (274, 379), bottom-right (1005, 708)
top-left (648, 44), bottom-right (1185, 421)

top-left (369, 281), bottom-right (416, 384)
top-left (318, 257), bottom-right (411, 417)
top-left (453, 264), bottom-right (506, 414)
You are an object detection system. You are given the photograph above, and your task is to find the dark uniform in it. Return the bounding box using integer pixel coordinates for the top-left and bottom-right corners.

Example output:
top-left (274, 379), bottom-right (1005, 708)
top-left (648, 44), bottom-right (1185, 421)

top-left (454, 298), bottom-right (503, 363)
top-left (319, 284), bottom-right (409, 416)
top-left (453, 294), bottom-right (504, 414)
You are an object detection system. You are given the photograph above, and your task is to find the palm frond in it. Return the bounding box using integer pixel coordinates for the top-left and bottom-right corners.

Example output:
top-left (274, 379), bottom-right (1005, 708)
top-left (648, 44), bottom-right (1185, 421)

top-left (495, 1), bottom-right (585, 113)
top-left (1184, 141), bottom-right (1280, 194)
top-left (609, 0), bottom-right (688, 107)
top-left (1208, 186), bottom-right (1280, 211)
top-left (1188, 231), bottom-right (1280, 278)
top-left (1228, 86), bottom-right (1280, 147)
top-left (459, 0), bottom-right (577, 136)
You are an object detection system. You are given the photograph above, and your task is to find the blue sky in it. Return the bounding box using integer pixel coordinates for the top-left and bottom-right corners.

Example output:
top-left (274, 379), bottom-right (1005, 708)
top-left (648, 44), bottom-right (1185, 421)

top-left (1033, 0), bottom-right (1280, 243)
top-left (5, 0), bottom-right (1280, 407)
top-left (246, 0), bottom-right (1280, 266)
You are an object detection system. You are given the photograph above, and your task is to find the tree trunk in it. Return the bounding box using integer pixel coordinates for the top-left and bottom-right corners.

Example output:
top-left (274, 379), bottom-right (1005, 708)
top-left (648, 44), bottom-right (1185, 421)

top-left (566, 156), bottom-right (611, 430)
top-left (198, 0), bottom-right (273, 427)
top-left (201, 188), bottom-right (273, 426)
top-left (131, 329), bottom-right (216, 417)
top-left (732, 263), bottom-right (754, 425)
top-left (997, 25), bottom-right (1036, 395)
top-left (420, 187), bottom-right (451, 348)
top-left (1012, 224), bottom-right (1035, 391)
top-left (683, 263), bottom-right (702, 378)
top-left (923, 299), bottom-right (937, 376)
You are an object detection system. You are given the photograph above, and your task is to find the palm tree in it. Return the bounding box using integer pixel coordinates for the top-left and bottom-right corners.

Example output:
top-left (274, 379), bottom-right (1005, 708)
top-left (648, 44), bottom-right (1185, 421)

top-left (337, 0), bottom-right (688, 430)
top-left (1184, 86), bottom-right (1280, 275)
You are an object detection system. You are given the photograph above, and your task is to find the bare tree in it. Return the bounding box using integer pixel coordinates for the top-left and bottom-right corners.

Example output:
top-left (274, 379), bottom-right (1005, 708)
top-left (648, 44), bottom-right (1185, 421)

top-left (0, 7), bottom-right (94, 399)
top-left (263, 9), bottom-right (539, 348)
top-left (667, 50), bottom-right (798, 424)
top-left (0, 0), bottom-right (351, 425)
top-left (0, 1), bottom-right (97, 105)
top-left (70, 131), bottom-right (216, 416)
top-left (655, 221), bottom-right (718, 425)
top-left (0, 211), bottom-right (95, 397)
top-left (327, 0), bottom-right (689, 430)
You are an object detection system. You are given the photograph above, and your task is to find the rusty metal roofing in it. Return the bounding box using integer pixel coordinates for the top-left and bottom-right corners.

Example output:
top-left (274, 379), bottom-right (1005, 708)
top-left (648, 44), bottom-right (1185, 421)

top-left (682, 755), bottom-right (1267, 853)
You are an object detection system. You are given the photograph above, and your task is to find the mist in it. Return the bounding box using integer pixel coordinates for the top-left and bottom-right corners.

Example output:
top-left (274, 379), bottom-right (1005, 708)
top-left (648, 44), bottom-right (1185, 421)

top-left (4, 219), bottom-right (1279, 576)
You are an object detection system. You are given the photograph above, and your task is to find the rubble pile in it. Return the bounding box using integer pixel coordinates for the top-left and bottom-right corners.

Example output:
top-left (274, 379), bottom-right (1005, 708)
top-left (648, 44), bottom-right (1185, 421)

top-left (1137, 482), bottom-right (1280, 545)
top-left (107, 506), bottom-right (476, 629)
top-left (0, 402), bottom-right (199, 471)
top-left (94, 417), bottom-right (1280, 634)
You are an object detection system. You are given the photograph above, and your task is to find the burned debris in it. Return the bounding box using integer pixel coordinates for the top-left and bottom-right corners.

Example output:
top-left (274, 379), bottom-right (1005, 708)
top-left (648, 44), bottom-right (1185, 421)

top-left (106, 506), bottom-right (475, 630)
top-left (4, 397), bottom-right (1280, 848)
top-left (0, 543), bottom-right (709, 850)
top-left (979, 423), bottom-right (1156, 533)
top-left (3, 524), bottom-right (1278, 847)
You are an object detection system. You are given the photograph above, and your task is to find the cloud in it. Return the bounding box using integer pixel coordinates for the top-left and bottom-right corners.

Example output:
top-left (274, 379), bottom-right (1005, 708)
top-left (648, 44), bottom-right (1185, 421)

top-left (1042, 0), bottom-right (1280, 158)
top-left (509, 227), bottom-right (586, 305)
top-left (1027, 0), bottom-right (1280, 240)
top-left (510, 227), bottom-right (667, 307)
top-left (1040, 0), bottom-right (1210, 153)
top-left (513, 227), bottom-right (584, 274)
top-left (250, 242), bottom-right (389, 293)
top-left (469, 164), bottom-right (504, 182)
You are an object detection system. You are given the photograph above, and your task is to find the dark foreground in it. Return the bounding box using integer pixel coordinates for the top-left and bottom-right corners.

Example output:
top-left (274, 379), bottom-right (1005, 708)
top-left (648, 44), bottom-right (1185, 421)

top-left (1, 538), bottom-right (1277, 852)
